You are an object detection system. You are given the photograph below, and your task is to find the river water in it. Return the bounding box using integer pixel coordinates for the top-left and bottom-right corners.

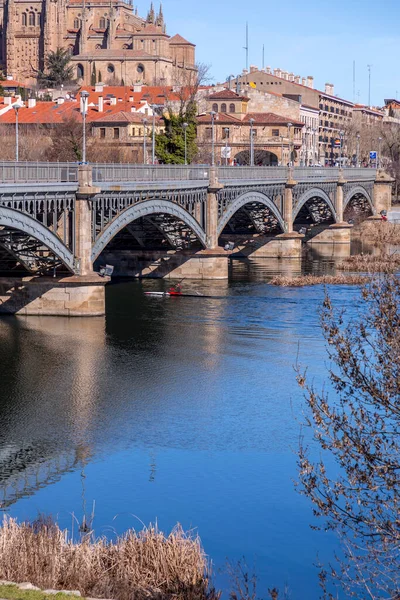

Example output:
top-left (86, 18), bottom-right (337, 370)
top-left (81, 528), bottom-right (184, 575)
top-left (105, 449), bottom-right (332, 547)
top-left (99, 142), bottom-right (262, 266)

top-left (0, 256), bottom-right (360, 598)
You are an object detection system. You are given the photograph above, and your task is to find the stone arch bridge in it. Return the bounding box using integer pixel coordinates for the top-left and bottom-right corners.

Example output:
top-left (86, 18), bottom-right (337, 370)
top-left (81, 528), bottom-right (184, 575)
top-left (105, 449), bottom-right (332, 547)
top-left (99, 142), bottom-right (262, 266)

top-left (0, 162), bottom-right (392, 315)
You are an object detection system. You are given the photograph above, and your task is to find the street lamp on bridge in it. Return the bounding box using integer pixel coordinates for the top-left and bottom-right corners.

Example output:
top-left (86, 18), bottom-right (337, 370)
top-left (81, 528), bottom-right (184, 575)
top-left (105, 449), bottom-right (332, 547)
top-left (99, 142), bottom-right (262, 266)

top-left (287, 122), bottom-right (293, 166)
top-left (210, 111), bottom-right (216, 166)
top-left (80, 90), bottom-right (90, 164)
top-left (142, 118), bottom-right (148, 164)
top-left (356, 133), bottom-right (360, 168)
top-left (378, 136), bottom-right (382, 169)
top-left (339, 130), bottom-right (345, 166)
top-left (183, 122), bottom-right (188, 165)
top-left (150, 104), bottom-right (163, 165)
top-left (12, 101), bottom-right (23, 162)
top-left (249, 118), bottom-right (255, 166)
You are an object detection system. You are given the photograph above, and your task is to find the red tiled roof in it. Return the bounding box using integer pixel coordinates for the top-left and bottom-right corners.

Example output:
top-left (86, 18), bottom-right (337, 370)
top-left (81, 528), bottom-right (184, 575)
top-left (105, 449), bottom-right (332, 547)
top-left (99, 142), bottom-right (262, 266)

top-left (208, 88), bottom-right (249, 101)
top-left (78, 84), bottom-right (182, 105)
top-left (197, 113), bottom-right (242, 124)
top-left (169, 34), bottom-right (195, 46)
top-left (94, 110), bottom-right (162, 124)
top-left (2, 79), bottom-right (27, 88)
top-left (197, 111), bottom-right (303, 126)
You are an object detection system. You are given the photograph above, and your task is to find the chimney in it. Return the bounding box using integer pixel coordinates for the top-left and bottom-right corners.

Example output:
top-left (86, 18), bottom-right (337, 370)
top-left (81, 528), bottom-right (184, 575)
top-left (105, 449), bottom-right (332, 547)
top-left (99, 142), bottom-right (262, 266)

top-left (306, 75), bottom-right (314, 89)
top-left (110, 95), bottom-right (117, 105)
top-left (4, 96), bottom-right (12, 105)
top-left (242, 68), bottom-right (248, 76)
top-left (129, 96), bottom-right (133, 102)
top-left (57, 97), bottom-right (65, 105)
top-left (266, 66), bottom-right (271, 74)
top-left (95, 82), bottom-right (104, 93)
top-left (282, 71), bottom-right (289, 80)
top-left (288, 72), bottom-right (294, 82)
top-left (133, 84), bottom-right (142, 92)
top-left (294, 75), bottom-right (300, 84)
top-left (325, 83), bottom-right (334, 95)
top-left (98, 95), bottom-right (104, 112)
top-left (274, 68), bottom-right (280, 77)
top-left (301, 77), bottom-right (306, 86)
top-left (28, 98), bottom-right (36, 108)
top-left (6, 75), bottom-right (13, 81)
top-left (250, 65), bottom-right (258, 73)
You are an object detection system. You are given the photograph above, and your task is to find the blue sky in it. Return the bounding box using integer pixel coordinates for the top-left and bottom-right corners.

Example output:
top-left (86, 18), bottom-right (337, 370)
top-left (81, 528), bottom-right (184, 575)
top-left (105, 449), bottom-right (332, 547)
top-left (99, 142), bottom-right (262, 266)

top-left (139, 0), bottom-right (400, 106)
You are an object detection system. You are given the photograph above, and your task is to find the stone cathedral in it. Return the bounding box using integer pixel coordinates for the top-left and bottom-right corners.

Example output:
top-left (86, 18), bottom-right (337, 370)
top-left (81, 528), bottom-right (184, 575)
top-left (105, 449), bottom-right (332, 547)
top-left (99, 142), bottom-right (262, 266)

top-left (0, 0), bottom-right (196, 85)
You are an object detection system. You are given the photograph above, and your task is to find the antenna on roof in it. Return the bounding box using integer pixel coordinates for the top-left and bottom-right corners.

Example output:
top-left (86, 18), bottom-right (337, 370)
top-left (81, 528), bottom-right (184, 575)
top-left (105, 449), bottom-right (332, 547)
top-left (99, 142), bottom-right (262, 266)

top-left (367, 64), bottom-right (372, 107)
top-left (243, 22), bottom-right (248, 71)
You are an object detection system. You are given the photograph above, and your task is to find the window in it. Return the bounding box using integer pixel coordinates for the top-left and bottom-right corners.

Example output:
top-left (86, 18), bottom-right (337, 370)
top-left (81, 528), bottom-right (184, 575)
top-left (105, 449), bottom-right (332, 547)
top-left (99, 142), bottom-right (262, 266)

top-left (22, 12), bottom-right (27, 25)
top-left (222, 128), bottom-right (230, 139)
top-left (107, 63), bottom-right (115, 74)
top-left (229, 103), bottom-right (235, 113)
top-left (113, 128), bottom-right (120, 139)
top-left (99, 17), bottom-right (106, 28)
top-left (100, 128), bottom-right (106, 139)
top-left (205, 127), bottom-right (212, 139)
top-left (272, 129), bottom-right (279, 137)
top-left (324, 105), bottom-right (328, 111)
top-left (131, 127), bottom-right (136, 136)
top-left (73, 18), bottom-right (80, 29)
top-left (221, 103), bottom-right (227, 113)
top-left (212, 103), bottom-right (218, 112)
top-left (137, 64), bottom-right (144, 74)
top-left (29, 12), bottom-right (35, 25)
top-left (77, 64), bottom-right (84, 78)
top-left (68, 44), bottom-right (74, 55)
top-left (122, 44), bottom-right (130, 49)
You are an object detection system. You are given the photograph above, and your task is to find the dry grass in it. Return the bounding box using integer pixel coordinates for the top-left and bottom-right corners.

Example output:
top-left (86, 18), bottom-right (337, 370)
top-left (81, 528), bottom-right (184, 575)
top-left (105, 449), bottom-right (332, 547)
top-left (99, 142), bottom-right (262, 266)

top-left (358, 221), bottom-right (400, 247)
top-left (338, 253), bottom-right (400, 273)
top-left (0, 517), bottom-right (219, 600)
top-left (269, 274), bottom-right (369, 287)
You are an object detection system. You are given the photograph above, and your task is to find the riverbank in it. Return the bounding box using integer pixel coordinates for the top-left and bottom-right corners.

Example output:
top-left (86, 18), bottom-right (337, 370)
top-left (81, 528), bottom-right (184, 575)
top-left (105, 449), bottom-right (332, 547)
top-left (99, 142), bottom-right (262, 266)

top-left (269, 274), bottom-right (369, 287)
top-left (0, 517), bottom-right (218, 600)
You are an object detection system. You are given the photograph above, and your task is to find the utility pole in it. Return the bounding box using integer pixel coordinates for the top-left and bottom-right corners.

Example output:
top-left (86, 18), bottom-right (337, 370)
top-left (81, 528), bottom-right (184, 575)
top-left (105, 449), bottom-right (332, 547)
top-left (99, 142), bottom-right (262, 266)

top-left (243, 22), bottom-right (249, 89)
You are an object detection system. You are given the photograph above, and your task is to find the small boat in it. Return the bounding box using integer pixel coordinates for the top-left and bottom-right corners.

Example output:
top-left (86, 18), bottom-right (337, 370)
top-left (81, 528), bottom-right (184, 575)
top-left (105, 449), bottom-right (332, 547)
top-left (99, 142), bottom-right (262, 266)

top-left (144, 291), bottom-right (205, 298)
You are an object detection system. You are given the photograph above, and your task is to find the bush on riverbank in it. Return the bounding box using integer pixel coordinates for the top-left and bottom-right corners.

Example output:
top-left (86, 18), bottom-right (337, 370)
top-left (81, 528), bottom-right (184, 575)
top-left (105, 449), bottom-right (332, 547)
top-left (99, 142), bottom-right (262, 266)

top-left (0, 517), bottom-right (219, 600)
top-left (338, 253), bottom-right (400, 272)
top-left (269, 274), bottom-right (369, 287)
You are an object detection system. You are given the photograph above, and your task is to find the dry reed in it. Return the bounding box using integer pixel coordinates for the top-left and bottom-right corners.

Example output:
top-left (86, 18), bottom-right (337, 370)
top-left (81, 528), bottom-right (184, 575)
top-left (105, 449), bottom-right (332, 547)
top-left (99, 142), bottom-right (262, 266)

top-left (0, 517), bottom-right (219, 600)
top-left (269, 274), bottom-right (369, 287)
top-left (338, 253), bottom-right (400, 272)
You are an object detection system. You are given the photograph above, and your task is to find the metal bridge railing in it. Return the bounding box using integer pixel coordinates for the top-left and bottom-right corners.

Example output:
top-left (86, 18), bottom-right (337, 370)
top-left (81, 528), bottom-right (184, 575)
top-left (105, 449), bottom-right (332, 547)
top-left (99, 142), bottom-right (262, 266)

top-left (0, 162), bottom-right (378, 185)
top-left (0, 161), bottom-right (78, 183)
top-left (91, 164), bottom-right (210, 183)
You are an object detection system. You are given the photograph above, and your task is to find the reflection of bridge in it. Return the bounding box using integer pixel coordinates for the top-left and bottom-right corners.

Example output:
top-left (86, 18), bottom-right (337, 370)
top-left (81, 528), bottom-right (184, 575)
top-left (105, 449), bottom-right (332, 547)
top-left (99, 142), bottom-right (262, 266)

top-left (0, 162), bottom-right (393, 315)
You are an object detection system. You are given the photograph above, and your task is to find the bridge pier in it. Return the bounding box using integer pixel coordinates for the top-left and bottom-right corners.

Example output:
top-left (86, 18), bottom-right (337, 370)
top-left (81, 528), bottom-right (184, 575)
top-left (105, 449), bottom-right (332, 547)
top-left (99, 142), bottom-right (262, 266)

top-left (0, 274), bottom-right (108, 316)
top-left (371, 170), bottom-right (394, 218)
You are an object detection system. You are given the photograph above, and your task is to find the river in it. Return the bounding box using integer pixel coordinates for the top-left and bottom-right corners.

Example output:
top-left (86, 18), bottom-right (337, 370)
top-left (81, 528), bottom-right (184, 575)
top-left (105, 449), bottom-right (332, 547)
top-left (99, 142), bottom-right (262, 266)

top-left (0, 256), bottom-right (361, 598)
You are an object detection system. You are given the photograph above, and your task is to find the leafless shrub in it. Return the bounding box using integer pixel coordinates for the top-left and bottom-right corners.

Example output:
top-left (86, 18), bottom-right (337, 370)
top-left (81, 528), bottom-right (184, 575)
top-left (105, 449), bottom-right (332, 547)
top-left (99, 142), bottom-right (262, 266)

top-left (296, 274), bottom-right (400, 598)
top-left (0, 516), bottom-right (219, 600)
top-left (269, 275), bottom-right (368, 287)
top-left (339, 254), bottom-right (400, 273)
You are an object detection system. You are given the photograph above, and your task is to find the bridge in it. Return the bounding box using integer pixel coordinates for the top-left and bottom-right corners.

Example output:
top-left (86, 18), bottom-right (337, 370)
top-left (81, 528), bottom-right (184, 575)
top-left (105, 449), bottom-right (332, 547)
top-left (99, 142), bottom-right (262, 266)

top-left (0, 162), bottom-right (393, 316)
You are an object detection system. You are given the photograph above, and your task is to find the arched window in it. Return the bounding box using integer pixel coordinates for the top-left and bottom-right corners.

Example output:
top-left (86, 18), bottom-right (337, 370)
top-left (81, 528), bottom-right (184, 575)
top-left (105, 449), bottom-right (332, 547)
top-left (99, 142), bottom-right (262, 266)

top-left (229, 103), bottom-right (235, 113)
top-left (68, 44), bottom-right (74, 55)
top-left (221, 103), bottom-right (227, 113)
top-left (73, 18), bottom-right (80, 29)
top-left (29, 12), bottom-right (35, 25)
top-left (212, 103), bottom-right (218, 112)
top-left (21, 12), bottom-right (27, 25)
top-left (99, 17), bottom-right (106, 28)
top-left (77, 63), bottom-right (84, 79)
top-left (122, 43), bottom-right (130, 49)
top-left (107, 63), bottom-right (115, 74)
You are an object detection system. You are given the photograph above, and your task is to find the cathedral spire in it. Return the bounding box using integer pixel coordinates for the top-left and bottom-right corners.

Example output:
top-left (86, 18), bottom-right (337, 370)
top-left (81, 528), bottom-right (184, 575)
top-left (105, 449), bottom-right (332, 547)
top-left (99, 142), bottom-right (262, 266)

top-left (146, 2), bottom-right (155, 23)
top-left (156, 3), bottom-right (164, 28)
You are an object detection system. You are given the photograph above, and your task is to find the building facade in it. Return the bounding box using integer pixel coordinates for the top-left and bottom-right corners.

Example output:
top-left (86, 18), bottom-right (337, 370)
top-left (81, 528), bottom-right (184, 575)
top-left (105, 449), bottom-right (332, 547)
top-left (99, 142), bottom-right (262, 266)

top-left (0, 0), bottom-right (196, 86)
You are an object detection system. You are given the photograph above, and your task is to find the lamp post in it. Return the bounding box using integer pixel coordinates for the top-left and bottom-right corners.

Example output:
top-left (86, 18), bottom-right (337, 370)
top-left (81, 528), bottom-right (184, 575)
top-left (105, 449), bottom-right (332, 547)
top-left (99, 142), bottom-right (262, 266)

top-left (80, 90), bottom-right (90, 164)
top-left (312, 128), bottom-right (317, 166)
top-left (287, 122), bottom-right (293, 166)
top-left (210, 110), bottom-right (216, 166)
top-left (224, 127), bottom-right (229, 165)
top-left (12, 102), bottom-right (23, 162)
top-left (183, 122), bottom-right (188, 165)
top-left (150, 103), bottom-right (163, 164)
top-left (142, 117), bottom-right (148, 164)
top-left (280, 135), bottom-right (284, 166)
top-left (378, 136), bottom-right (382, 169)
top-left (339, 130), bottom-right (345, 167)
top-left (249, 118), bottom-right (255, 166)
top-left (356, 133), bottom-right (360, 167)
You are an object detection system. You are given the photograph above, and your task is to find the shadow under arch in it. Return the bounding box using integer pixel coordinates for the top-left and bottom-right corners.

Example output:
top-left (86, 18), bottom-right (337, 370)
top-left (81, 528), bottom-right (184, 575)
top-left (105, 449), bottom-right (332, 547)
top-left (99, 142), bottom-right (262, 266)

top-left (293, 188), bottom-right (337, 222)
top-left (0, 206), bottom-right (75, 272)
top-left (217, 191), bottom-right (285, 237)
top-left (344, 185), bottom-right (374, 213)
top-left (91, 199), bottom-right (207, 261)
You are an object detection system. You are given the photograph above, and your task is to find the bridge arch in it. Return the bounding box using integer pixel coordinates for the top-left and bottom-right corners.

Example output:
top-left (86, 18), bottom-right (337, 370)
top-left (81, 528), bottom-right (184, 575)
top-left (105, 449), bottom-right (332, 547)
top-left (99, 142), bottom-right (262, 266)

top-left (0, 206), bottom-right (75, 272)
top-left (293, 188), bottom-right (337, 222)
top-left (344, 185), bottom-right (374, 212)
top-left (217, 191), bottom-right (285, 237)
top-left (91, 199), bottom-right (207, 261)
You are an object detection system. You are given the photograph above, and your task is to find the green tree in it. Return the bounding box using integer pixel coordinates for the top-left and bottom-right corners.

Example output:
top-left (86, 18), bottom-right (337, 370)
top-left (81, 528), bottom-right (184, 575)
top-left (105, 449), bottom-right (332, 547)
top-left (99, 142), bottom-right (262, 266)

top-left (91, 62), bottom-right (97, 86)
top-left (155, 105), bottom-right (197, 165)
top-left (38, 48), bottom-right (74, 87)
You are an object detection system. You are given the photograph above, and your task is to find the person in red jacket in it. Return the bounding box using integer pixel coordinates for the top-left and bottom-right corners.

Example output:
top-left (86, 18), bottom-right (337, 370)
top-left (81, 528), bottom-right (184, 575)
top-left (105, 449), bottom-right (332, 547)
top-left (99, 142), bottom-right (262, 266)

top-left (168, 283), bottom-right (182, 295)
